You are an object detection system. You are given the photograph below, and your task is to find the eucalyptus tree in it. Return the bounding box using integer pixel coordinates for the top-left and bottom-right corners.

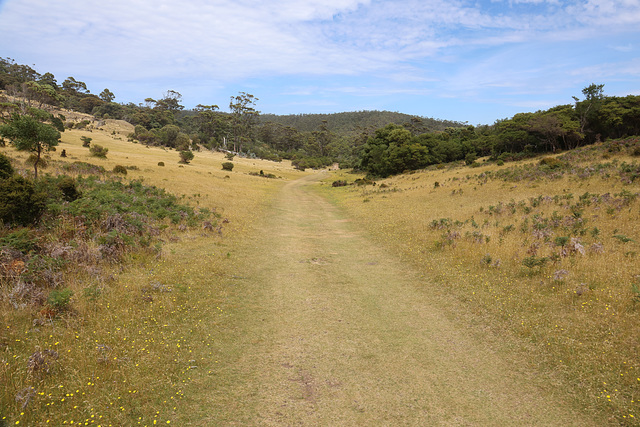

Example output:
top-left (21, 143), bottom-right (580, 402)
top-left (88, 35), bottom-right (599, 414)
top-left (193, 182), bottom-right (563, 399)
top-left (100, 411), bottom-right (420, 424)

top-left (229, 92), bottom-right (259, 153)
top-left (0, 113), bottom-right (60, 178)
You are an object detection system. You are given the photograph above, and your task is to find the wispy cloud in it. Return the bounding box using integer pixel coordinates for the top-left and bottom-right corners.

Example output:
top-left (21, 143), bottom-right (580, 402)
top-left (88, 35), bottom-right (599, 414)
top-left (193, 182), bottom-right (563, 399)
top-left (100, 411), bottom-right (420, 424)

top-left (0, 0), bottom-right (638, 122)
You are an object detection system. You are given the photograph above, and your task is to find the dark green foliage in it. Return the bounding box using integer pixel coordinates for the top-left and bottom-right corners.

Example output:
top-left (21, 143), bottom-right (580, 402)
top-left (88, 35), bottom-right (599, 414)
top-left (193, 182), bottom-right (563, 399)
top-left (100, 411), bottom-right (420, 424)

top-left (179, 150), bottom-right (194, 164)
top-left (66, 177), bottom-right (208, 225)
top-left (0, 228), bottom-right (39, 253)
top-left (56, 176), bottom-right (80, 202)
top-left (259, 111), bottom-right (462, 134)
top-left (221, 162), bottom-right (234, 171)
top-left (112, 165), bottom-right (127, 175)
top-left (89, 144), bottom-right (108, 158)
top-left (0, 152), bottom-right (14, 179)
top-left (539, 157), bottom-right (567, 169)
top-left (332, 180), bottom-right (348, 187)
top-left (157, 161), bottom-right (165, 167)
top-left (0, 113), bottom-right (60, 179)
top-left (522, 256), bottom-right (548, 269)
top-left (360, 124), bottom-right (428, 177)
top-left (81, 136), bottom-right (92, 147)
top-left (0, 175), bottom-right (46, 226)
top-left (47, 288), bottom-right (73, 311)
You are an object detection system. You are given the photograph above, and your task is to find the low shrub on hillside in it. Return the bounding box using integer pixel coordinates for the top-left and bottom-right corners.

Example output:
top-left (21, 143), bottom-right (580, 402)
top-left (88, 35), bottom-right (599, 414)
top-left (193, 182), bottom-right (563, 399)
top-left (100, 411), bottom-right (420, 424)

top-left (222, 162), bottom-right (234, 171)
top-left (112, 165), bottom-right (127, 175)
top-left (89, 144), bottom-right (108, 158)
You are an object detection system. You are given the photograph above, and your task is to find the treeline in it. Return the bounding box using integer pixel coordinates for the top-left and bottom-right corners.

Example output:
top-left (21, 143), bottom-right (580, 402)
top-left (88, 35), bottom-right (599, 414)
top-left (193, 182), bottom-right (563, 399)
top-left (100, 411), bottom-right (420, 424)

top-left (359, 84), bottom-right (640, 177)
top-left (3, 58), bottom-right (639, 175)
top-left (0, 58), bottom-right (464, 169)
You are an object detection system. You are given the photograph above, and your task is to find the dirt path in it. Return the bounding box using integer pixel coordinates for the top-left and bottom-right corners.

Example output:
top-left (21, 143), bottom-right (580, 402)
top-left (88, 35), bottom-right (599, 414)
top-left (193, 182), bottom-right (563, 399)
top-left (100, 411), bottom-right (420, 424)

top-left (202, 173), bottom-right (595, 425)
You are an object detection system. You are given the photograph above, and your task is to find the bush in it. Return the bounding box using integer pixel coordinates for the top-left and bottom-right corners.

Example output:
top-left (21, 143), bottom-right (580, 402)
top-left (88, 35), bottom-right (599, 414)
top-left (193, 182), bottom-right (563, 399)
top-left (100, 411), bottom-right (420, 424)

top-left (222, 162), bottom-right (234, 171)
top-left (0, 152), bottom-right (14, 179)
top-left (0, 175), bottom-right (46, 226)
top-left (81, 136), bottom-right (92, 147)
top-left (47, 288), bottom-right (73, 312)
top-left (113, 165), bottom-right (127, 175)
top-left (179, 150), bottom-right (194, 164)
top-left (0, 228), bottom-right (39, 253)
top-left (157, 161), bottom-right (165, 167)
top-left (539, 157), bottom-right (566, 170)
top-left (332, 180), bottom-right (348, 187)
top-left (57, 176), bottom-right (80, 202)
top-left (89, 144), bottom-right (108, 158)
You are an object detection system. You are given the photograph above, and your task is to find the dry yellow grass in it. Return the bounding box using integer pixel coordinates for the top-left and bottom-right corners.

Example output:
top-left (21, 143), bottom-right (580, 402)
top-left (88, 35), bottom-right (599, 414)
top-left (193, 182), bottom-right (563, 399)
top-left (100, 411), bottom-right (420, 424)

top-left (2, 120), bottom-right (639, 424)
top-left (319, 149), bottom-right (640, 424)
top-left (0, 126), bottom-right (310, 425)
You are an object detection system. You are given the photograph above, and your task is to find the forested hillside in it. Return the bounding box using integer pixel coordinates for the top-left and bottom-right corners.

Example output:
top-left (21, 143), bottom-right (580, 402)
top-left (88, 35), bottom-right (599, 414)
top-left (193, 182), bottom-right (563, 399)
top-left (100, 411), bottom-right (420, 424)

top-left (2, 58), bottom-right (640, 175)
top-left (259, 111), bottom-right (463, 134)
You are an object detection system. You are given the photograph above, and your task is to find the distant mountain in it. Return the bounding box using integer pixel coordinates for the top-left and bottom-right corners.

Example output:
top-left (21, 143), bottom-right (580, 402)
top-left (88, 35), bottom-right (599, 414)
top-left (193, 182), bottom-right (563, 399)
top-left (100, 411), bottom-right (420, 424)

top-left (259, 110), bottom-right (465, 135)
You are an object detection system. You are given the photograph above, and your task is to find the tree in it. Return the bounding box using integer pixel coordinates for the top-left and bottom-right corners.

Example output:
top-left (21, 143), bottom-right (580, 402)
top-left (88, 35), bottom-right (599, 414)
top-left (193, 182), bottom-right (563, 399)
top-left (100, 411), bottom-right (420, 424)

top-left (229, 92), bottom-right (259, 153)
top-left (194, 104), bottom-right (231, 148)
top-left (62, 76), bottom-right (89, 95)
top-left (0, 113), bottom-right (60, 178)
top-left (573, 83), bottom-right (605, 135)
top-left (99, 88), bottom-right (115, 103)
top-left (359, 124), bottom-right (426, 177)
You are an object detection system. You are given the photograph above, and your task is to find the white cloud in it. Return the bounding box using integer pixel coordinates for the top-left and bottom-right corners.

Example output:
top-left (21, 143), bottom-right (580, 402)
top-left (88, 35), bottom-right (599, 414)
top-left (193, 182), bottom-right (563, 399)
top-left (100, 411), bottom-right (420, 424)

top-left (0, 0), bottom-right (638, 120)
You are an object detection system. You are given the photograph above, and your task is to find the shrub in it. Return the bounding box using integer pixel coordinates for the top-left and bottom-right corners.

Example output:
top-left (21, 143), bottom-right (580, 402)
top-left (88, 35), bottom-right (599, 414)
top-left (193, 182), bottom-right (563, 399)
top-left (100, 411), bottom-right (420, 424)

top-left (113, 165), bottom-right (127, 175)
top-left (0, 152), bottom-right (14, 179)
top-left (57, 176), bottom-right (80, 202)
top-left (81, 136), bottom-right (92, 147)
top-left (47, 288), bottom-right (73, 312)
top-left (179, 150), bottom-right (194, 164)
top-left (539, 157), bottom-right (566, 169)
top-left (89, 144), bottom-right (108, 158)
top-left (222, 162), bottom-right (234, 171)
top-left (332, 180), bottom-right (348, 187)
top-left (225, 152), bottom-right (235, 160)
top-left (157, 161), bottom-right (165, 167)
top-left (464, 152), bottom-right (477, 165)
top-left (0, 175), bottom-right (46, 226)
top-left (0, 228), bottom-right (39, 253)
top-left (522, 256), bottom-right (548, 269)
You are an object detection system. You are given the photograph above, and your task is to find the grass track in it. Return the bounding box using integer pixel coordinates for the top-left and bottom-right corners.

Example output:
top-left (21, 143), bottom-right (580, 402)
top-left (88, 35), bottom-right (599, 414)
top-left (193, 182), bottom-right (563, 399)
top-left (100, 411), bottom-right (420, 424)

top-left (187, 172), bottom-right (602, 425)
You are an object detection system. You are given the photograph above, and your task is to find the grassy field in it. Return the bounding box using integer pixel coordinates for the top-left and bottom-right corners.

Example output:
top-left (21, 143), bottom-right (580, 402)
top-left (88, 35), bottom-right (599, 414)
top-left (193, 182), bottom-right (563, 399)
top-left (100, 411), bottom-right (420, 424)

top-left (1, 119), bottom-right (639, 425)
top-left (319, 141), bottom-right (640, 424)
top-left (1, 122), bottom-right (307, 426)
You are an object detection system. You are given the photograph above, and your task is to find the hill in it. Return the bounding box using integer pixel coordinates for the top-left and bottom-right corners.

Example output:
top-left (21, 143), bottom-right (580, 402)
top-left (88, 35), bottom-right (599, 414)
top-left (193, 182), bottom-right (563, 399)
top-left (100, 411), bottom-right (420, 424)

top-left (259, 110), bottom-right (464, 134)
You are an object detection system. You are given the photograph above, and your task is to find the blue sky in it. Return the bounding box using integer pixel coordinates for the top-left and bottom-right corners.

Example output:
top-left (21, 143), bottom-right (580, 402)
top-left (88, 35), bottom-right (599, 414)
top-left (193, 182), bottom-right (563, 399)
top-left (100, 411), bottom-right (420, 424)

top-left (1, 0), bottom-right (639, 124)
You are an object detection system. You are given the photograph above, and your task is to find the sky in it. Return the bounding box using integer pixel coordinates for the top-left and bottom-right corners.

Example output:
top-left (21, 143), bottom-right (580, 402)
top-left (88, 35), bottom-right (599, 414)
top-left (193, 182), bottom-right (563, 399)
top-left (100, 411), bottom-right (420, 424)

top-left (0, 0), bottom-right (639, 125)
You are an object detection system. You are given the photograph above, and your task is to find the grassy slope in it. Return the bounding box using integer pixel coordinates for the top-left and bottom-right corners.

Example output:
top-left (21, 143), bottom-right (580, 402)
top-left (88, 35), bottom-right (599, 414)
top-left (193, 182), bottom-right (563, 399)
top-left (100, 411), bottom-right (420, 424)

top-left (320, 146), bottom-right (640, 425)
top-left (1, 123), bottom-right (308, 426)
